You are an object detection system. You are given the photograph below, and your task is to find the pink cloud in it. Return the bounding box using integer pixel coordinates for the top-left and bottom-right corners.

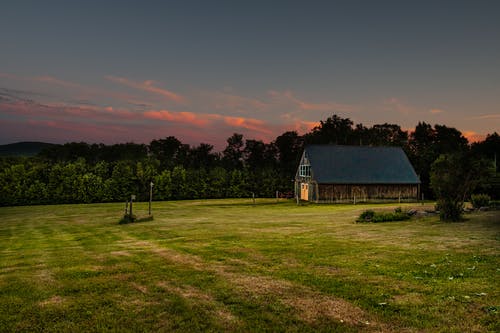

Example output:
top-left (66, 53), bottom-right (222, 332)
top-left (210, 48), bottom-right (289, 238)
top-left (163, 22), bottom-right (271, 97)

top-left (106, 76), bottom-right (185, 104)
top-left (463, 131), bottom-right (486, 143)
top-left (27, 119), bottom-right (58, 127)
top-left (223, 116), bottom-right (272, 134)
top-left (268, 90), bottom-right (354, 113)
top-left (287, 120), bottom-right (320, 133)
top-left (469, 114), bottom-right (500, 120)
top-left (1, 72), bottom-right (142, 107)
top-left (142, 109), bottom-right (276, 136)
top-left (144, 110), bottom-right (211, 127)
top-left (429, 108), bottom-right (445, 114)
top-left (0, 72), bottom-right (23, 80)
top-left (0, 118), bottom-right (136, 144)
top-left (33, 76), bottom-right (83, 89)
top-left (0, 99), bottom-right (139, 124)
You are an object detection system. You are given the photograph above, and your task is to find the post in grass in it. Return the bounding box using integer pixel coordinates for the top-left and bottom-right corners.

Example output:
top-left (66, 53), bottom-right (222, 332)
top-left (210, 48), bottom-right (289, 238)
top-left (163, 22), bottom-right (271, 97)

top-left (149, 181), bottom-right (154, 216)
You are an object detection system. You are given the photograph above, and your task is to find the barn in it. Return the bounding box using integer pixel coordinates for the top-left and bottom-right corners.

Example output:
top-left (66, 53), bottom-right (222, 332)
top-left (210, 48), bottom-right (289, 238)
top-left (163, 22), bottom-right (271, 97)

top-left (295, 145), bottom-right (420, 203)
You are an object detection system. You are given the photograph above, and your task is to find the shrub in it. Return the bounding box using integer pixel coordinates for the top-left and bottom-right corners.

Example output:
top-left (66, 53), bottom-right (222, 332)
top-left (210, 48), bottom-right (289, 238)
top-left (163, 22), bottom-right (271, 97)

top-left (119, 214), bottom-right (137, 224)
top-left (357, 209), bottom-right (410, 223)
top-left (372, 212), bottom-right (410, 222)
top-left (471, 194), bottom-right (491, 209)
top-left (436, 199), bottom-right (463, 221)
top-left (357, 210), bottom-right (375, 222)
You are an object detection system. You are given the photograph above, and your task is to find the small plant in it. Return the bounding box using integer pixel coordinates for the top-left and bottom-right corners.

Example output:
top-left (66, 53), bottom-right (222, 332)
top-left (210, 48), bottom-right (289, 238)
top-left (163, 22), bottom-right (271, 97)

top-left (357, 209), bottom-right (410, 223)
top-left (119, 214), bottom-right (136, 224)
top-left (436, 199), bottom-right (463, 221)
top-left (357, 210), bottom-right (375, 222)
top-left (119, 214), bottom-right (153, 224)
top-left (471, 194), bottom-right (491, 209)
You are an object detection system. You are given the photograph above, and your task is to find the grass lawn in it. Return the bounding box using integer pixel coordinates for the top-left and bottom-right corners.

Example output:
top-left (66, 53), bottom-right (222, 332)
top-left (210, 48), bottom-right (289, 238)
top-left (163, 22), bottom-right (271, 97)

top-left (0, 199), bottom-right (498, 332)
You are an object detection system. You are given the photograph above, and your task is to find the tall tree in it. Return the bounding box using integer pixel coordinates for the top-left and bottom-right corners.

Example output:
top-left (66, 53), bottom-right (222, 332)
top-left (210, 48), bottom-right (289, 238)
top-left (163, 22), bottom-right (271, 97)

top-left (305, 114), bottom-right (354, 145)
top-left (187, 143), bottom-right (219, 170)
top-left (274, 131), bottom-right (303, 188)
top-left (409, 122), bottom-right (469, 198)
top-left (368, 123), bottom-right (409, 147)
top-left (243, 139), bottom-right (267, 170)
top-left (431, 153), bottom-right (490, 221)
top-left (471, 132), bottom-right (500, 198)
top-left (149, 136), bottom-right (185, 170)
top-left (222, 133), bottom-right (245, 170)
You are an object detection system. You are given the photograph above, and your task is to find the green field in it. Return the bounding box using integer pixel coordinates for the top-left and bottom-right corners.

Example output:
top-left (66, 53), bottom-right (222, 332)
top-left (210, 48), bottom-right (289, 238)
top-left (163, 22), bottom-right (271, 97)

top-left (0, 199), bottom-right (498, 332)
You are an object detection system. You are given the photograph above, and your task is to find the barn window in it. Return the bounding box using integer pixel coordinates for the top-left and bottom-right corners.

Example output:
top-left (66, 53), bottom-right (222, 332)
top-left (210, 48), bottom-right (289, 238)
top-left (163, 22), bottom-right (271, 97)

top-left (299, 163), bottom-right (311, 177)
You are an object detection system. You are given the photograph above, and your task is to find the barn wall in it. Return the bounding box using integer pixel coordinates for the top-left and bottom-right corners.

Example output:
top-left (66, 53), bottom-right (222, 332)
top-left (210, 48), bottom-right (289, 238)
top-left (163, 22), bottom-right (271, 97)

top-left (316, 184), bottom-right (418, 203)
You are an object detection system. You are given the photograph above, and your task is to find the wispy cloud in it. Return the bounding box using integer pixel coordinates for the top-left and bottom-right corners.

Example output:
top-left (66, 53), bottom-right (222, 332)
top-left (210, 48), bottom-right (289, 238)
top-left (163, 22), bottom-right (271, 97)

top-left (429, 108), bottom-right (445, 114)
top-left (288, 120), bottom-right (320, 133)
top-left (0, 72), bottom-right (141, 107)
top-left (223, 116), bottom-right (272, 134)
top-left (468, 114), bottom-right (500, 120)
top-left (144, 110), bottom-right (211, 127)
top-left (383, 97), bottom-right (415, 115)
top-left (204, 91), bottom-right (268, 113)
top-left (268, 90), bottom-right (354, 113)
top-left (106, 76), bottom-right (186, 104)
top-left (33, 75), bottom-right (83, 89)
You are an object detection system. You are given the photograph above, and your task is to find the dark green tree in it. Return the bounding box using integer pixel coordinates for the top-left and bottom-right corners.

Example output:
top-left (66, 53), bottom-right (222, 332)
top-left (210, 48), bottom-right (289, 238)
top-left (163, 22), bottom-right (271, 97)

top-left (274, 131), bottom-right (303, 186)
top-left (149, 136), bottom-right (185, 169)
top-left (187, 143), bottom-right (219, 170)
top-left (430, 153), bottom-right (489, 221)
top-left (222, 133), bottom-right (245, 170)
top-left (368, 123), bottom-right (409, 147)
top-left (304, 114), bottom-right (354, 145)
top-left (154, 170), bottom-right (173, 200)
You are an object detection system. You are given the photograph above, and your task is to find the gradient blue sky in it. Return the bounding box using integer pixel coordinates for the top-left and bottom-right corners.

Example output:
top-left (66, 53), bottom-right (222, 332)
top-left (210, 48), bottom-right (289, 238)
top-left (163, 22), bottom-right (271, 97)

top-left (1, 0), bottom-right (499, 149)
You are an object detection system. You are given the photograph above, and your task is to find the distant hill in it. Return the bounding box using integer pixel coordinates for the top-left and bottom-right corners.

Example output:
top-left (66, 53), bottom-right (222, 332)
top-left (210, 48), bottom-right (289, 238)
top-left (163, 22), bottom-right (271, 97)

top-left (0, 142), bottom-right (59, 157)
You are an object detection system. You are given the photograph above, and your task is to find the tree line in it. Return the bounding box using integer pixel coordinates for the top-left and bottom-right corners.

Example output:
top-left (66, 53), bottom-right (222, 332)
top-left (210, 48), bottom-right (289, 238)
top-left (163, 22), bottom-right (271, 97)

top-left (0, 114), bottom-right (498, 207)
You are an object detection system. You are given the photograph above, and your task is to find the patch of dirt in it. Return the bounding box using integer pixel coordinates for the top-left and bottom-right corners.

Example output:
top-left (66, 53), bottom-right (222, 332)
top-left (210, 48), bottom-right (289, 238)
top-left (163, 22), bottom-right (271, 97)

top-left (392, 293), bottom-right (425, 305)
top-left (285, 296), bottom-right (367, 325)
top-left (157, 281), bottom-right (213, 302)
top-left (224, 273), bottom-right (372, 326)
top-left (117, 294), bottom-right (160, 311)
top-left (88, 265), bottom-right (105, 271)
top-left (313, 265), bottom-right (344, 275)
top-left (131, 282), bottom-right (148, 294)
top-left (157, 281), bottom-right (239, 326)
top-left (37, 268), bottom-right (56, 285)
top-left (150, 247), bottom-right (205, 270)
top-left (110, 250), bottom-right (132, 257)
top-left (113, 273), bottom-right (132, 282)
top-left (39, 295), bottom-right (65, 307)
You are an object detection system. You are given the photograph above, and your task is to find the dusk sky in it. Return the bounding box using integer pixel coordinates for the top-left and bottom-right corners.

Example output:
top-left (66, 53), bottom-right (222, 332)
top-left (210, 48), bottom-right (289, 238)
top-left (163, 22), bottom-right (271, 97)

top-left (1, 0), bottom-right (499, 149)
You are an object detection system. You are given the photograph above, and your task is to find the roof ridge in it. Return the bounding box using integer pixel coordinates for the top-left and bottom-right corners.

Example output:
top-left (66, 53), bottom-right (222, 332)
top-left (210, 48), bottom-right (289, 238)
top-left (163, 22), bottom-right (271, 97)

top-left (304, 144), bottom-right (403, 149)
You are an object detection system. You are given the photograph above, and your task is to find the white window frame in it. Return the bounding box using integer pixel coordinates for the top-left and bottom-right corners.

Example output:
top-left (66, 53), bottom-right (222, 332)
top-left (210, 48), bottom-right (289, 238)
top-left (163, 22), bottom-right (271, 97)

top-left (299, 164), bottom-right (311, 177)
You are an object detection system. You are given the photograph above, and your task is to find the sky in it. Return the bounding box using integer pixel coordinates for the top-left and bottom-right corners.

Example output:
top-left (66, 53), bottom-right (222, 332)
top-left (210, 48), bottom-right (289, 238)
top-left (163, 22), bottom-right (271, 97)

top-left (1, 0), bottom-right (499, 150)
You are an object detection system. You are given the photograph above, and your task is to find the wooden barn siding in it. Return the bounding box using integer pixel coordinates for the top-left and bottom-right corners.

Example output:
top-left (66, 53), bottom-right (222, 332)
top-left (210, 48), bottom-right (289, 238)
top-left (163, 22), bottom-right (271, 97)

top-left (316, 184), bottom-right (418, 203)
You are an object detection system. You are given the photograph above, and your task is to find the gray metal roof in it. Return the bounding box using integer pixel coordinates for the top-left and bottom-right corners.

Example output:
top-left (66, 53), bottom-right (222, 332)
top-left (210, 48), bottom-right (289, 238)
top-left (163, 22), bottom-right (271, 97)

top-left (304, 145), bottom-right (420, 184)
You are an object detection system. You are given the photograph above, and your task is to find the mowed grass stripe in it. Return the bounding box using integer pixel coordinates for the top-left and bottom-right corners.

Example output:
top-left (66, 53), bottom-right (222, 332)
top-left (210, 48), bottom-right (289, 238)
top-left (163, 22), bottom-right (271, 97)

top-left (0, 200), bottom-right (498, 332)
